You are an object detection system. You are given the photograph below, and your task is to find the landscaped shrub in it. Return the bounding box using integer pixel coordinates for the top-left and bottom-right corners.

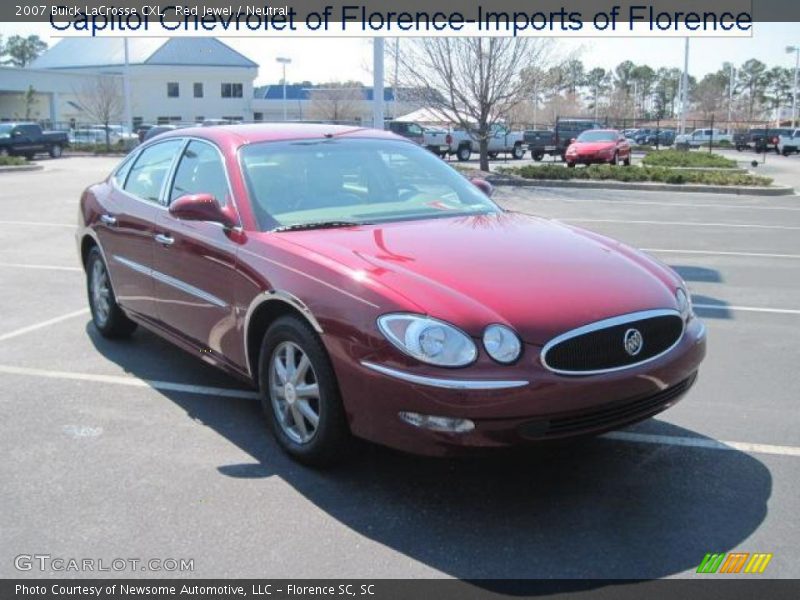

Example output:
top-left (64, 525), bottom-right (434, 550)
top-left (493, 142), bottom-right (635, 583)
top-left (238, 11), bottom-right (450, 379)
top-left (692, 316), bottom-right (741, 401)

top-left (0, 156), bottom-right (28, 167)
top-left (498, 164), bottom-right (772, 187)
top-left (642, 149), bottom-right (736, 168)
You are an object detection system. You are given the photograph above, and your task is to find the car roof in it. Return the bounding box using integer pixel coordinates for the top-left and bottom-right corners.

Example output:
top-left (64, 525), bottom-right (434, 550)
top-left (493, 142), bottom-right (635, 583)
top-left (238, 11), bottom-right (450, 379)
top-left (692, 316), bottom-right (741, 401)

top-left (580, 129), bottom-right (618, 134)
top-left (154, 123), bottom-right (400, 147)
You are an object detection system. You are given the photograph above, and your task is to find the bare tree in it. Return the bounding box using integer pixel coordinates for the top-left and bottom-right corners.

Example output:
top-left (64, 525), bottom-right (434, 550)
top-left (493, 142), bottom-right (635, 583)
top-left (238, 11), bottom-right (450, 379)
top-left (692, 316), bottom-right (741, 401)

top-left (307, 83), bottom-right (365, 123)
top-left (75, 76), bottom-right (124, 149)
top-left (393, 38), bottom-right (551, 171)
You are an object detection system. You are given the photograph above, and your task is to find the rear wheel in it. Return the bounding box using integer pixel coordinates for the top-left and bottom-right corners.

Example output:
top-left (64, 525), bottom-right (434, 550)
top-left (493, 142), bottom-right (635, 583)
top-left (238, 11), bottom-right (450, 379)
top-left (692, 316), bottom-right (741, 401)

top-left (86, 247), bottom-right (137, 338)
top-left (456, 145), bottom-right (471, 162)
top-left (622, 155), bottom-right (631, 166)
top-left (258, 315), bottom-right (351, 467)
top-left (609, 152), bottom-right (618, 166)
top-left (532, 151), bottom-right (544, 162)
top-left (49, 144), bottom-right (63, 158)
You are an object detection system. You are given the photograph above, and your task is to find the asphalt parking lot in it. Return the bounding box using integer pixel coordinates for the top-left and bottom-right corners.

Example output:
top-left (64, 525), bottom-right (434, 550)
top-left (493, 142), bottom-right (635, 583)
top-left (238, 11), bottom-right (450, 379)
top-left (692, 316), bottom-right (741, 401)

top-left (1, 156), bottom-right (798, 581)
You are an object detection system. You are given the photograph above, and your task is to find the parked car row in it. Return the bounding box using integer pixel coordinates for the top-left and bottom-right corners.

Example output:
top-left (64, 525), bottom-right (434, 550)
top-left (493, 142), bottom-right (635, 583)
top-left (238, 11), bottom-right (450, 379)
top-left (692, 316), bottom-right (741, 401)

top-left (735, 128), bottom-right (798, 155)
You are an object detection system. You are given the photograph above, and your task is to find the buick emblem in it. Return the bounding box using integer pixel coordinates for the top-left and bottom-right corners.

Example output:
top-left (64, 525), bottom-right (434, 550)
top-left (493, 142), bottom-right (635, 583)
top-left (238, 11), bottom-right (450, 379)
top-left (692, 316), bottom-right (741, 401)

top-left (623, 328), bottom-right (643, 357)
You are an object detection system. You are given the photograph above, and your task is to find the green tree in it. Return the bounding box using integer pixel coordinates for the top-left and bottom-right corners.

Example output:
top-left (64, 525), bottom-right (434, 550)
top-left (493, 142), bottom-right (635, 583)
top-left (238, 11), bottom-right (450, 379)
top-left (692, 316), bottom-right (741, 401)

top-left (562, 59), bottom-right (585, 96)
top-left (737, 59), bottom-right (768, 120)
top-left (3, 35), bottom-right (47, 68)
top-left (762, 66), bottom-right (792, 119)
top-left (653, 67), bottom-right (682, 118)
top-left (584, 67), bottom-right (611, 118)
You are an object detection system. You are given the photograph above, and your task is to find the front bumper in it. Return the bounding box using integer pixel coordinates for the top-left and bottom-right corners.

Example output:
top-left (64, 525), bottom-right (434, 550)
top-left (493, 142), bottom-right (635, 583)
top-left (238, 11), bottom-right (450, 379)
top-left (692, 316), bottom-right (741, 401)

top-left (332, 319), bottom-right (706, 456)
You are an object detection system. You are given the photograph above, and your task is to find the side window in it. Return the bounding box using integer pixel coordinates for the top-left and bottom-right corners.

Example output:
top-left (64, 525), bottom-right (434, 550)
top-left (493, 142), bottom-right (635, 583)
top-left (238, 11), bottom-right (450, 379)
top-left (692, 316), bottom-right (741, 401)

top-left (408, 124), bottom-right (423, 136)
top-left (112, 152), bottom-right (137, 186)
top-left (169, 141), bottom-right (230, 206)
top-left (123, 140), bottom-right (183, 204)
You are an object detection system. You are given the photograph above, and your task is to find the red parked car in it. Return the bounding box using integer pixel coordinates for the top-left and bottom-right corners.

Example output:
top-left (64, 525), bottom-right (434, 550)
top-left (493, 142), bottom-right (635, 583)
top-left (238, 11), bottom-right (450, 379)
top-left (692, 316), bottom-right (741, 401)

top-left (77, 124), bottom-right (706, 465)
top-left (565, 129), bottom-right (632, 168)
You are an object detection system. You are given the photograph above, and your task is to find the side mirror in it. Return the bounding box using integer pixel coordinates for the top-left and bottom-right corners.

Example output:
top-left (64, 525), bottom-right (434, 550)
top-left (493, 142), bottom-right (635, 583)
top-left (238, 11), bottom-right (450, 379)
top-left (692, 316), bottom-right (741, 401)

top-left (470, 178), bottom-right (494, 197)
top-left (169, 193), bottom-right (237, 228)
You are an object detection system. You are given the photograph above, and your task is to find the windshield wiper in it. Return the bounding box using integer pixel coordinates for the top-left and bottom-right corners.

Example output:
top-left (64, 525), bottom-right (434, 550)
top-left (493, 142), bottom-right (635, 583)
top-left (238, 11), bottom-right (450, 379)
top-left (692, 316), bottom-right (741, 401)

top-left (271, 220), bottom-right (371, 233)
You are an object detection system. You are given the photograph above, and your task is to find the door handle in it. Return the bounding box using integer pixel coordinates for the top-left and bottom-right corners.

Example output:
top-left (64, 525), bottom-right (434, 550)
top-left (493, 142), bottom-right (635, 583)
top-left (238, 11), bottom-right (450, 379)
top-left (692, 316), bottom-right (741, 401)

top-left (99, 214), bottom-right (117, 226)
top-left (154, 233), bottom-right (174, 246)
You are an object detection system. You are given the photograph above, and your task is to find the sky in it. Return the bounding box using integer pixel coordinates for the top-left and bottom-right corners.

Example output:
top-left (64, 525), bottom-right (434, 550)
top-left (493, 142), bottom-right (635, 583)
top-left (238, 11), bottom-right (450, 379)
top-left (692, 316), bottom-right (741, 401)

top-left (1, 22), bottom-right (797, 85)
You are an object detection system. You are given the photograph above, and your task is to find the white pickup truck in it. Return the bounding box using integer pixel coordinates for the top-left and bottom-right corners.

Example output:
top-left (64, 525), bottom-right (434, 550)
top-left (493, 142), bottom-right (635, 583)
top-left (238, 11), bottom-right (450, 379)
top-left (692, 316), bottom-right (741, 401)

top-left (424, 124), bottom-right (527, 161)
top-left (777, 129), bottom-right (800, 156)
top-left (675, 128), bottom-right (733, 149)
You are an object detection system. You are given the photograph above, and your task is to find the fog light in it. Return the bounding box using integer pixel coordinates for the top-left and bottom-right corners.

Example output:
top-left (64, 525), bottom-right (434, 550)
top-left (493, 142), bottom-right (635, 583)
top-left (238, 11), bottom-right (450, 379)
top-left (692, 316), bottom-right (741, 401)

top-left (398, 412), bottom-right (475, 433)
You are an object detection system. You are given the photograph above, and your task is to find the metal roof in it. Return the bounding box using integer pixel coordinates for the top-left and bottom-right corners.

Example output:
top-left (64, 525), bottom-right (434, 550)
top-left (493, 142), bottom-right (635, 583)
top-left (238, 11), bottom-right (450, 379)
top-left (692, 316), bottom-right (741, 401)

top-left (31, 38), bottom-right (258, 70)
top-left (254, 85), bottom-right (397, 101)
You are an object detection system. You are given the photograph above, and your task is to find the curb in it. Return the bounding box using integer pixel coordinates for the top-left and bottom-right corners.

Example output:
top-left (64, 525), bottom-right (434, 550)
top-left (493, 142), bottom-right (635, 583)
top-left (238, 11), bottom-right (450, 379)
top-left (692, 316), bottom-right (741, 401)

top-left (0, 164), bottom-right (44, 173)
top-left (487, 177), bottom-right (796, 197)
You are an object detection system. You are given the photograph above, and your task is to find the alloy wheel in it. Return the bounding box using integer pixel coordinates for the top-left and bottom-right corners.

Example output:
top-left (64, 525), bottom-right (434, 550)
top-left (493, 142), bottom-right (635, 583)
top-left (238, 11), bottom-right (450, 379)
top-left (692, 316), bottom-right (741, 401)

top-left (269, 341), bottom-right (321, 444)
top-left (90, 258), bottom-right (111, 326)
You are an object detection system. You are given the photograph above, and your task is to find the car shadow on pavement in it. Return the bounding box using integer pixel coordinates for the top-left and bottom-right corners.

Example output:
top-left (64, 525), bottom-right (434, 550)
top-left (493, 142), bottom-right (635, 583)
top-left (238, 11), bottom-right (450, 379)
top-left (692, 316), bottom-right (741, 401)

top-left (690, 294), bottom-right (734, 320)
top-left (669, 265), bottom-right (724, 284)
top-left (89, 326), bottom-right (771, 588)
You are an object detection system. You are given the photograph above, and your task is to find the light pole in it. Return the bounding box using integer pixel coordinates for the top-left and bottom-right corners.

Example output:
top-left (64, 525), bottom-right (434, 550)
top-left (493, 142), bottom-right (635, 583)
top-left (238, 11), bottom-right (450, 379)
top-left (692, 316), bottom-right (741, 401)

top-left (679, 37), bottom-right (690, 135)
top-left (373, 38), bottom-right (385, 130)
top-left (276, 57), bottom-right (291, 122)
top-left (787, 46), bottom-right (800, 128)
top-left (728, 64), bottom-right (736, 131)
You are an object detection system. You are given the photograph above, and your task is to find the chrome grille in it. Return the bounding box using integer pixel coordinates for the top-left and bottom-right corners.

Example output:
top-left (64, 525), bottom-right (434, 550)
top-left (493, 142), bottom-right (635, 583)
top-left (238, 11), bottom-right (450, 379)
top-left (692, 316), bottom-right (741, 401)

top-left (541, 310), bottom-right (684, 375)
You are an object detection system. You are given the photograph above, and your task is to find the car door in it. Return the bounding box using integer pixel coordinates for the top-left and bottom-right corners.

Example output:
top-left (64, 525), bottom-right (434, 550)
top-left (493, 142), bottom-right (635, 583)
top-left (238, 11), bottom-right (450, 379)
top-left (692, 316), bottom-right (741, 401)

top-left (11, 125), bottom-right (37, 154)
top-left (97, 138), bottom-right (184, 323)
top-left (152, 139), bottom-right (242, 361)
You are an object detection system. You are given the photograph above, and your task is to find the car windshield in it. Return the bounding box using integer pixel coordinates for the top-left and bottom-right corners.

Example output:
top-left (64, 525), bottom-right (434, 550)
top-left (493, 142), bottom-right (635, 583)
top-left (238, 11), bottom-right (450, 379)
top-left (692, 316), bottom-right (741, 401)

top-left (577, 131), bottom-right (616, 142)
top-left (240, 138), bottom-right (501, 230)
top-left (0, 124), bottom-right (13, 135)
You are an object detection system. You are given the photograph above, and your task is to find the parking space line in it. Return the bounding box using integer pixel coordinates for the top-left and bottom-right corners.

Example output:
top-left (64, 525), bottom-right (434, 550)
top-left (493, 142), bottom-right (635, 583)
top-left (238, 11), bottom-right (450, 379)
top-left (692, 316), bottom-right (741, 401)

top-left (561, 218), bottom-right (800, 231)
top-left (604, 431), bottom-right (800, 458)
top-left (644, 248), bottom-right (800, 259)
top-left (0, 262), bottom-right (82, 272)
top-left (693, 303), bottom-right (800, 316)
top-left (0, 309), bottom-right (90, 342)
top-left (0, 220), bottom-right (74, 228)
top-left (0, 364), bottom-right (259, 399)
top-left (0, 364), bottom-right (798, 459)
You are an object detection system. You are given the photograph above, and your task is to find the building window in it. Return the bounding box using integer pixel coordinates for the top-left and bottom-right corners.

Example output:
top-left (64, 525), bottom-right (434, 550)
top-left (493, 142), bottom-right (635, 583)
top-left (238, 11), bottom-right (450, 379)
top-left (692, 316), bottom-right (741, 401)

top-left (157, 116), bottom-right (182, 124)
top-left (221, 83), bottom-right (243, 98)
top-left (195, 116), bottom-right (205, 123)
top-left (193, 83), bottom-right (203, 98)
top-left (167, 82), bottom-right (179, 98)
top-left (253, 112), bottom-right (263, 121)
top-left (222, 116), bottom-right (244, 122)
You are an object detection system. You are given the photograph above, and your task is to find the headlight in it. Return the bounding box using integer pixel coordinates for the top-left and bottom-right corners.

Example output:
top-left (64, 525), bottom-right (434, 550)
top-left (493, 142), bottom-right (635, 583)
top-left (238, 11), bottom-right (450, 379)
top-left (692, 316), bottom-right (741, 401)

top-left (676, 287), bottom-right (693, 321)
top-left (483, 324), bottom-right (522, 364)
top-left (377, 314), bottom-right (477, 367)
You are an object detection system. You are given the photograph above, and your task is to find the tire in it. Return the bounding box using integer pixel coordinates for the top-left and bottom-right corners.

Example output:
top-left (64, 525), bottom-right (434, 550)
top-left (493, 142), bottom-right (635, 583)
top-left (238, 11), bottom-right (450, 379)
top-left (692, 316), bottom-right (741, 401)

top-left (487, 152), bottom-right (498, 159)
top-left (258, 315), bottom-right (351, 467)
top-left (85, 247), bottom-right (137, 338)
top-left (49, 144), bottom-right (63, 158)
top-left (623, 155), bottom-right (631, 167)
top-left (456, 145), bottom-right (471, 162)
top-left (25, 153), bottom-right (35, 161)
top-left (609, 152), bottom-right (618, 166)
top-left (532, 151), bottom-right (544, 162)
top-left (566, 161), bottom-right (576, 168)
top-left (512, 144), bottom-right (525, 160)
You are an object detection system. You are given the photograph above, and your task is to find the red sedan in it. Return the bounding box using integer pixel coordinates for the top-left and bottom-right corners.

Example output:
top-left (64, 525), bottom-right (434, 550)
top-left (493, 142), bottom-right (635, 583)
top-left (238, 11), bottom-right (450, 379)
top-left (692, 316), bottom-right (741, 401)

top-left (565, 129), bottom-right (632, 167)
top-left (77, 124), bottom-right (705, 465)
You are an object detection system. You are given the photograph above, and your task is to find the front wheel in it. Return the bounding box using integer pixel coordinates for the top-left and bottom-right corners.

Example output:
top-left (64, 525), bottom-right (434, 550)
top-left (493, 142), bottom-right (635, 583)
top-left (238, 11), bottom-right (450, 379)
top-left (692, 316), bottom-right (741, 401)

top-left (622, 155), bottom-right (631, 166)
top-left (512, 144), bottom-right (525, 160)
top-left (86, 247), bottom-right (137, 338)
top-left (258, 315), bottom-right (351, 467)
top-left (566, 161), bottom-right (576, 168)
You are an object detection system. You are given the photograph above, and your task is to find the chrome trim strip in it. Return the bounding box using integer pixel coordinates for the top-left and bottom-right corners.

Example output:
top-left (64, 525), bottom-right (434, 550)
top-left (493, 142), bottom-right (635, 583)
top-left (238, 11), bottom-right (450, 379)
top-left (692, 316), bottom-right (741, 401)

top-left (540, 309), bottom-right (685, 376)
top-left (113, 255), bottom-right (228, 309)
top-left (360, 361), bottom-right (530, 390)
top-left (242, 290), bottom-right (324, 379)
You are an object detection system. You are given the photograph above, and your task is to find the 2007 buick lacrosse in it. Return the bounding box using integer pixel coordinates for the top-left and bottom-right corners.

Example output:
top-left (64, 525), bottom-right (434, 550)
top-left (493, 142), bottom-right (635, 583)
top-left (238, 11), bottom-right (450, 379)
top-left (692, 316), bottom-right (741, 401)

top-left (77, 124), bottom-right (706, 465)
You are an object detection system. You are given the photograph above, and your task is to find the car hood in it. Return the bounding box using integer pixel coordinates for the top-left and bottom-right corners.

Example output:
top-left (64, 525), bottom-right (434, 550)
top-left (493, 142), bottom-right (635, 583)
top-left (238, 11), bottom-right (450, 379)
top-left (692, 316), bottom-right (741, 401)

top-left (569, 141), bottom-right (616, 153)
top-left (268, 212), bottom-right (681, 345)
